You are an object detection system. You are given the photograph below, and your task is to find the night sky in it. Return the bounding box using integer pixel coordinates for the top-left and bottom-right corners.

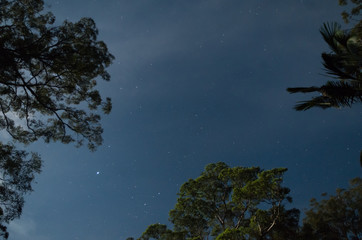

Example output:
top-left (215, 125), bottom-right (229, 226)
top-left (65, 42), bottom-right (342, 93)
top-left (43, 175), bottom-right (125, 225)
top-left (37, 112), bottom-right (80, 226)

top-left (6, 0), bottom-right (362, 239)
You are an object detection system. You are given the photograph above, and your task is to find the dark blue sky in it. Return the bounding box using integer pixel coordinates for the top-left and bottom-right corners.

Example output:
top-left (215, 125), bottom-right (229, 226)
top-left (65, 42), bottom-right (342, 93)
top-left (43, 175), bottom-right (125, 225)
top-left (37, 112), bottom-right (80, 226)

top-left (7, 1), bottom-right (362, 239)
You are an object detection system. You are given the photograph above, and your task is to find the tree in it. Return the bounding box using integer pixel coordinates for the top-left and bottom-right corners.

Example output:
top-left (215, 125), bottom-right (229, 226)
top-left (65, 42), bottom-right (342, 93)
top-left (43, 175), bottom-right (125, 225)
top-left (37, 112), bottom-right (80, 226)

top-left (287, 0), bottom-right (361, 111)
top-left (300, 177), bottom-right (362, 240)
top-left (139, 223), bottom-right (185, 240)
top-left (287, 1), bottom-right (362, 164)
top-left (137, 162), bottom-right (299, 240)
top-left (0, 143), bottom-right (41, 239)
top-left (0, 0), bottom-right (113, 238)
top-left (0, 0), bottom-right (114, 149)
top-left (287, 21), bottom-right (362, 111)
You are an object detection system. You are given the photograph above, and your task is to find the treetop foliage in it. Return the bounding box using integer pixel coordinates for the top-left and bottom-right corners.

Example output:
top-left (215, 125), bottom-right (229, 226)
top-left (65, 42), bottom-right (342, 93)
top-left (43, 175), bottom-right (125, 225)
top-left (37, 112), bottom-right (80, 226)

top-left (300, 177), bottom-right (362, 240)
top-left (137, 162), bottom-right (299, 240)
top-left (0, 0), bottom-right (114, 150)
top-left (133, 164), bottom-right (361, 240)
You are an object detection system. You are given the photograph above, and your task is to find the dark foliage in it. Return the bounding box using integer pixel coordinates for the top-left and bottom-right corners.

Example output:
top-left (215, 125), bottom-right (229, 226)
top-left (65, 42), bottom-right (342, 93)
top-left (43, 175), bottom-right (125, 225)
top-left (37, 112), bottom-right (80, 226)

top-left (0, 143), bottom-right (41, 239)
top-left (0, 0), bottom-right (113, 238)
top-left (0, 0), bottom-right (114, 150)
top-left (287, 21), bottom-right (362, 111)
top-left (300, 178), bottom-right (362, 240)
top-left (339, 0), bottom-right (362, 23)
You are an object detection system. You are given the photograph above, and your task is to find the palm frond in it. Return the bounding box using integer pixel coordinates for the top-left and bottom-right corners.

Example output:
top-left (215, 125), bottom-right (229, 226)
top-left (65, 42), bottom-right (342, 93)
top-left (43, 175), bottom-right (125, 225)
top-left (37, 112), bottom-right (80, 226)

top-left (293, 96), bottom-right (335, 111)
top-left (288, 21), bottom-right (362, 111)
top-left (286, 87), bottom-right (321, 94)
top-left (292, 81), bottom-right (362, 111)
top-left (320, 22), bottom-right (343, 54)
top-left (321, 53), bottom-right (359, 81)
top-left (322, 81), bottom-right (362, 98)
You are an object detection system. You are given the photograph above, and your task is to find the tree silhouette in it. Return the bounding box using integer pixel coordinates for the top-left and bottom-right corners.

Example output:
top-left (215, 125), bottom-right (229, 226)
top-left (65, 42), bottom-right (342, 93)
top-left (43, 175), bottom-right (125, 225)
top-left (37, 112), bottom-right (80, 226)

top-left (0, 0), bottom-right (113, 237)
top-left (0, 143), bottom-right (41, 239)
top-left (0, 0), bottom-right (114, 149)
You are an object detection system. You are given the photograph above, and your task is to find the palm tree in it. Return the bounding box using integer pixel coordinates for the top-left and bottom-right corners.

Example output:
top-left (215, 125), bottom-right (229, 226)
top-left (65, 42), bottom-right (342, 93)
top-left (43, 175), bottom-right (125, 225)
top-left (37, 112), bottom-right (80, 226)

top-left (287, 21), bottom-right (362, 111)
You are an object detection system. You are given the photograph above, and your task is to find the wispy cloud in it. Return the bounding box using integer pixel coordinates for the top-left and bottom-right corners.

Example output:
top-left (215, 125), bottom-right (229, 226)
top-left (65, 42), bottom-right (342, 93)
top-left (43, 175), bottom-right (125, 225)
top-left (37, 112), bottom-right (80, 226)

top-left (8, 218), bottom-right (49, 240)
top-left (8, 218), bottom-right (36, 238)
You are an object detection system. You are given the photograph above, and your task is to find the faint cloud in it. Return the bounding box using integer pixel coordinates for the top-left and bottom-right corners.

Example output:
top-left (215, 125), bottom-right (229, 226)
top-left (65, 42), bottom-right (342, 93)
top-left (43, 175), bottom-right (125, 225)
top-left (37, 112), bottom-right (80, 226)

top-left (8, 218), bottom-right (36, 237)
top-left (8, 218), bottom-right (50, 240)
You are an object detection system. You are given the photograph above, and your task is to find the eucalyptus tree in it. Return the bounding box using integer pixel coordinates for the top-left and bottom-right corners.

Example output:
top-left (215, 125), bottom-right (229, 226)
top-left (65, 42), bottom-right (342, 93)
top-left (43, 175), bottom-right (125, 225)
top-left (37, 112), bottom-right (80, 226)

top-left (137, 162), bottom-right (299, 240)
top-left (0, 0), bottom-right (113, 238)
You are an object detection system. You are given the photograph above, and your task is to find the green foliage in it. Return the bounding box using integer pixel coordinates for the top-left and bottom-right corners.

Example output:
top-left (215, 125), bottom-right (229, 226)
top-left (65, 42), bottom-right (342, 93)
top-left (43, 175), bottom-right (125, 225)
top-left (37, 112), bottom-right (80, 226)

top-left (0, 142), bottom-right (41, 239)
top-left (133, 165), bottom-right (361, 240)
top-left (300, 178), bottom-right (362, 240)
top-left (139, 224), bottom-right (171, 240)
top-left (138, 223), bottom-right (186, 240)
top-left (138, 162), bottom-right (299, 240)
top-left (215, 228), bottom-right (244, 240)
top-left (0, 0), bottom-right (114, 150)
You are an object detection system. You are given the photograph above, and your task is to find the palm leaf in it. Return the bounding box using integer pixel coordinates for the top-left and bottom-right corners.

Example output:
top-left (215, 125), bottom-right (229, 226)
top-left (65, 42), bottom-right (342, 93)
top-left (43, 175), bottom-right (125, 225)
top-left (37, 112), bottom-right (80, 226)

top-left (293, 96), bottom-right (334, 111)
top-left (288, 21), bottom-right (362, 111)
top-left (286, 87), bottom-right (321, 94)
top-left (322, 53), bottom-right (358, 81)
top-left (320, 22), bottom-right (343, 54)
top-left (291, 81), bottom-right (362, 111)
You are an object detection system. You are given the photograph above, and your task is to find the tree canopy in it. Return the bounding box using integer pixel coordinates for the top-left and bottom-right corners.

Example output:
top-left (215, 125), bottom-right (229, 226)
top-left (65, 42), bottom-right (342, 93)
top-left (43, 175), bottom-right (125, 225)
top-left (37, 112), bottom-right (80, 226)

top-left (300, 177), bottom-right (362, 240)
top-left (136, 162), bottom-right (299, 240)
top-left (131, 164), bottom-right (361, 240)
top-left (0, 0), bottom-right (113, 238)
top-left (0, 143), bottom-right (41, 239)
top-left (0, 0), bottom-right (114, 149)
